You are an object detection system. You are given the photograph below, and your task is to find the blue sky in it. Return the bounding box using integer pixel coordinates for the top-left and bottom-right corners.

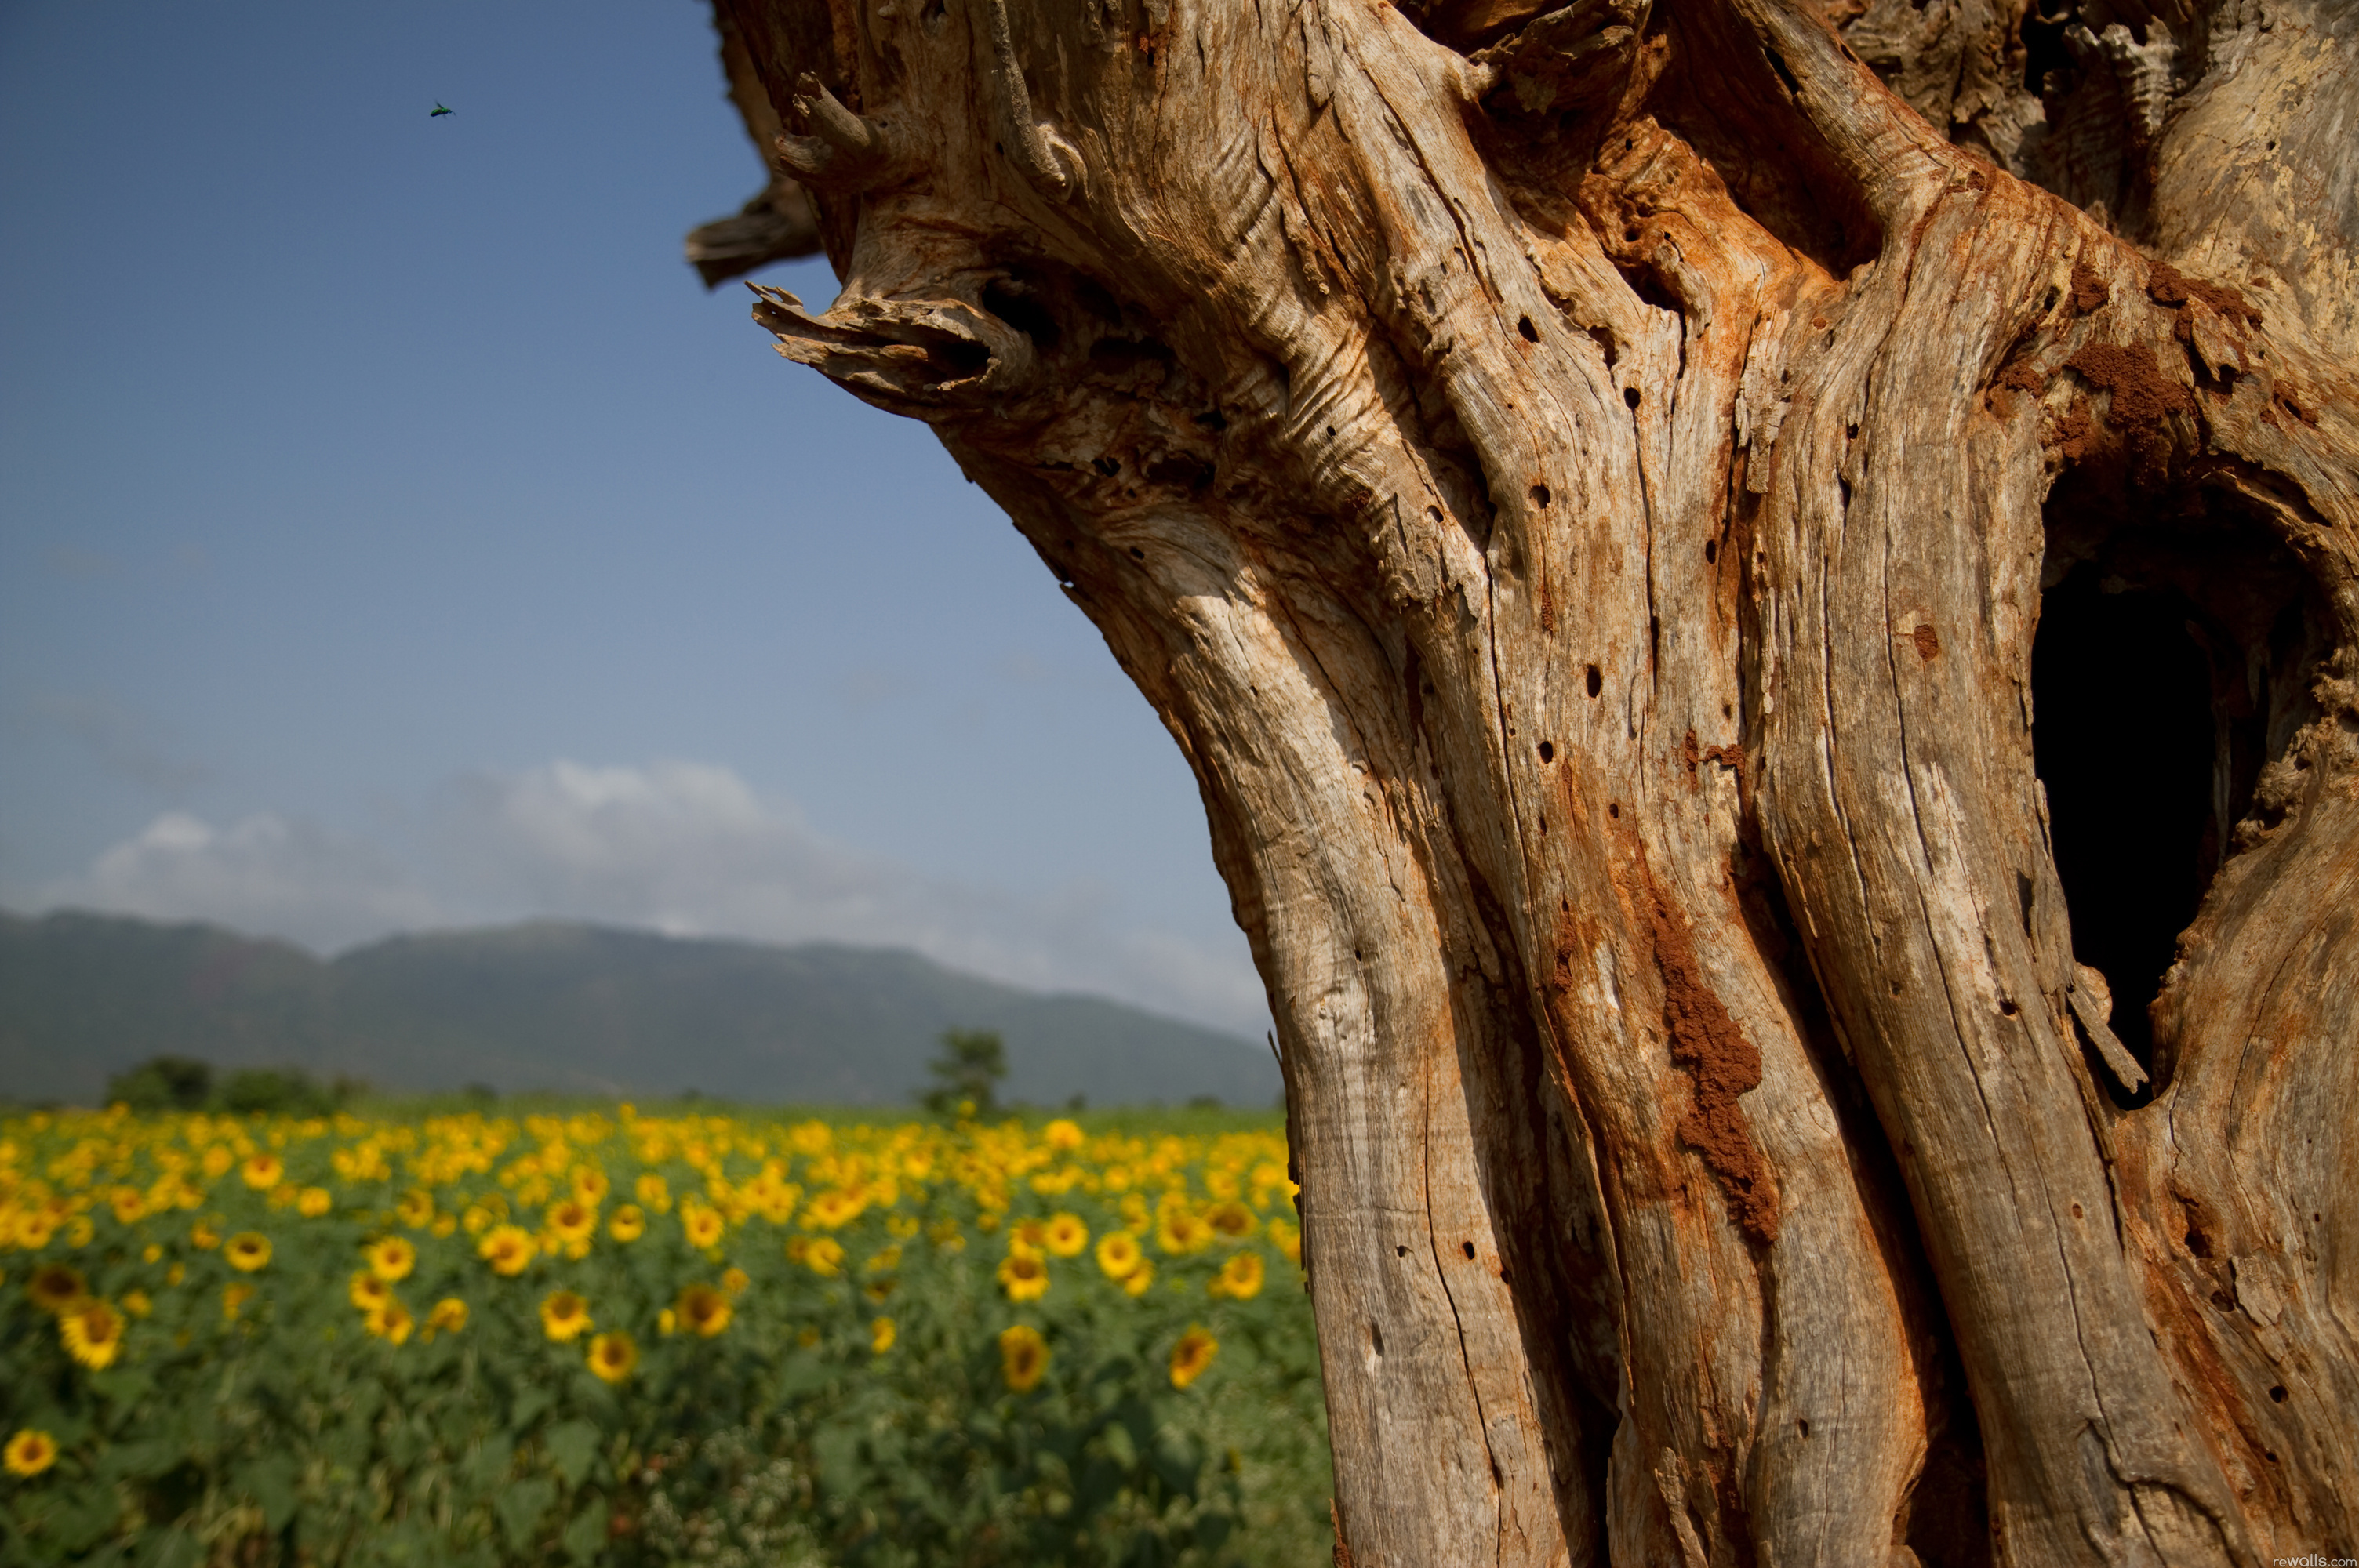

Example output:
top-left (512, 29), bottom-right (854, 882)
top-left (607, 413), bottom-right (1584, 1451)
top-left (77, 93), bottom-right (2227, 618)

top-left (0, 2), bottom-right (1266, 1035)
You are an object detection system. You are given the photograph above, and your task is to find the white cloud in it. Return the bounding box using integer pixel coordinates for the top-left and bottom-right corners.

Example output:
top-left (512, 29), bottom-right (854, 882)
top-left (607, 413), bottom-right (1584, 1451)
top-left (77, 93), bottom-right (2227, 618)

top-left (47, 809), bottom-right (441, 952)
top-left (31, 760), bottom-right (1270, 1036)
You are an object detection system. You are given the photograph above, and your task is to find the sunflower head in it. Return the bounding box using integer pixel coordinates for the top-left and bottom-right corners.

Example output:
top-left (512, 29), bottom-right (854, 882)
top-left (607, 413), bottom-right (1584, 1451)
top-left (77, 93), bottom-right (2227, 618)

top-left (366, 1236), bottom-right (416, 1282)
top-left (60, 1299), bottom-right (125, 1370)
top-left (349, 1271), bottom-right (391, 1309)
top-left (801, 1237), bottom-right (845, 1278)
top-left (1121, 1259), bottom-right (1156, 1298)
top-left (1211, 1250), bottom-right (1266, 1301)
top-left (427, 1298), bottom-right (469, 1337)
top-left (684, 1207), bottom-right (725, 1250)
top-left (395, 1189), bottom-right (436, 1229)
top-left (1206, 1201), bottom-right (1256, 1238)
top-left (997, 1252), bottom-right (1050, 1302)
top-left (587, 1330), bottom-right (638, 1384)
top-left (1158, 1210), bottom-right (1212, 1255)
top-left (870, 1316), bottom-right (896, 1354)
top-left (721, 1267), bottom-right (750, 1296)
top-left (240, 1154), bottom-right (283, 1191)
top-left (1094, 1232), bottom-right (1143, 1280)
top-left (478, 1225), bottom-right (537, 1276)
top-left (366, 1299), bottom-right (415, 1345)
top-left (1043, 1117), bottom-right (1085, 1151)
top-left (1043, 1213), bottom-right (1089, 1258)
top-left (547, 1199), bottom-right (596, 1244)
top-left (3, 1429), bottom-right (58, 1478)
top-left (540, 1290), bottom-right (593, 1342)
top-left (224, 1232), bottom-right (271, 1272)
top-left (675, 1283), bottom-right (732, 1338)
top-left (296, 1186), bottom-right (333, 1218)
top-left (1169, 1326), bottom-right (1219, 1389)
top-left (608, 1204), bottom-right (646, 1242)
top-left (27, 1264), bottom-right (87, 1314)
top-left (998, 1323), bottom-right (1049, 1392)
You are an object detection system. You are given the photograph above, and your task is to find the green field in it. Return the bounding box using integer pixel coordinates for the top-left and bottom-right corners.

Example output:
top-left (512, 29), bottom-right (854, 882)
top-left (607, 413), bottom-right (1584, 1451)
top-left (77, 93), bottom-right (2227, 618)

top-left (1, 1104), bottom-right (1332, 1566)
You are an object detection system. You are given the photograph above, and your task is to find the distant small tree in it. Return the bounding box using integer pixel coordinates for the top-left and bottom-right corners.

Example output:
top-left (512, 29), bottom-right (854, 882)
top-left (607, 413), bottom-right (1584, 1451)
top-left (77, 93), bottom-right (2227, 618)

top-left (918, 1028), bottom-right (1005, 1120)
top-left (105, 1055), bottom-right (213, 1112)
top-left (217, 1067), bottom-right (342, 1119)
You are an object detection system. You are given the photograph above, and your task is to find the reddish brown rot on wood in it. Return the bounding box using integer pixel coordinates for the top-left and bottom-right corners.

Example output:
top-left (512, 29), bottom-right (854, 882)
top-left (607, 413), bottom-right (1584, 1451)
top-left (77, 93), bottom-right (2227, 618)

top-left (694, 0), bottom-right (2359, 1557)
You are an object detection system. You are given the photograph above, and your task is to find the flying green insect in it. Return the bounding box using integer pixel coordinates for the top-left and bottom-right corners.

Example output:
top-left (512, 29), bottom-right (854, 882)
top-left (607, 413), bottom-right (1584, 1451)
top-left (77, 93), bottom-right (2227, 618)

top-left (430, 103), bottom-right (453, 117)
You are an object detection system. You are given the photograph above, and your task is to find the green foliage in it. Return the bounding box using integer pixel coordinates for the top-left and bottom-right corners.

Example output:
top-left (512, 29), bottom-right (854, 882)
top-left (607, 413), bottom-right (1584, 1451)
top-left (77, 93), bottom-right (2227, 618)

top-left (102, 1058), bottom-right (213, 1113)
top-left (919, 1029), bottom-right (1009, 1121)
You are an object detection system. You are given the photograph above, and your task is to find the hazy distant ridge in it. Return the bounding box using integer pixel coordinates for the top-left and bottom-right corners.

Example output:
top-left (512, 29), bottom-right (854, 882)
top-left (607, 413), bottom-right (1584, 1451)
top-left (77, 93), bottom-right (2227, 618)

top-left (0, 910), bottom-right (1279, 1109)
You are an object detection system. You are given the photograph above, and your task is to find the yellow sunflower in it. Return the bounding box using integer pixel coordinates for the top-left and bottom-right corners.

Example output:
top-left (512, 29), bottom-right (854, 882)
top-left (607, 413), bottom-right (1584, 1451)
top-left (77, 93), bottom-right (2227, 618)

top-left (1122, 1259), bottom-right (1156, 1298)
top-left (1043, 1117), bottom-right (1085, 1151)
top-left (801, 1237), bottom-right (845, 1278)
top-left (721, 1267), bottom-right (750, 1296)
top-left (546, 1198), bottom-right (597, 1247)
top-left (1268, 1218), bottom-right (1302, 1265)
top-left (540, 1290), bottom-right (592, 1343)
top-left (870, 1316), bottom-right (896, 1353)
top-left (396, 1189), bottom-right (436, 1229)
top-left (201, 1145), bottom-right (234, 1180)
top-left (802, 1189), bottom-right (862, 1230)
top-left (296, 1187), bottom-right (333, 1218)
top-left (60, 1299), bottom-right (125, 1370)
top-left (608, 1203), bottom-right (646, 1243)
top-left (349, 1272), bottom-right (391, 1311)
top-left (191, 1221), bottom-right (220, 1250)
top-left (1206, 1200), bottom-right (1256, 1239)
top-left (1169, 1326), bottom-right (1219, 1389)
top-left (1095, 1231), bottom-right (1143, 1280)
top-left (998, 1323), bottom-right (1049, 1392)
top-left (4, 1429), bottom-right (58, 1478)
top-left (572, 1167), bottom-right (611, 1205)
top-left (674, 1283), bottom-right (732, 1338)
top-left (478, 1224), bottom-right (536, 1276)
top-left (365, 1299), bottom-right (415, 1345)
top-left (221, 1283), bottom-right (255, 1321)
top-left (1210, 1250), bottom-right (1266, 1301)
top-left (1042, 1213), bottom-right (1089, 1258)
top-left (121, 1290), bottom-right (151, 1319)
top-left (682, 1207), bottom-right (725, 1250)
top-left (997, 1252), bottom-right (1050, 1303)
top-left (426, 1298), bottom-right (469, 1338)
top-left (224, 1232), bottom-right (271, 1272)
top-left (1158, 1210), bottom-right (1212, 1256)
top-left (365, 1236), bottom-right (416, 1282)
top-left (635, 1173), bottom-right (671, 1212)
top-left (240, 1154), bottom-right (282, 1191)
top-left (587, 1330), bottom-right (638, 1384)
top-left (109, 1186), bottom-right (145, 1225)
top-left (27, 1263), bottom-right (87, 1314)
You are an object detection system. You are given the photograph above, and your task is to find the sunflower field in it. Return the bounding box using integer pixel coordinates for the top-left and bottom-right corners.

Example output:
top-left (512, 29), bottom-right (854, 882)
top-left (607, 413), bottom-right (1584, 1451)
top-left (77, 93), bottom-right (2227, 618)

top-left (0, 1104), bottom-right (1332, 1566)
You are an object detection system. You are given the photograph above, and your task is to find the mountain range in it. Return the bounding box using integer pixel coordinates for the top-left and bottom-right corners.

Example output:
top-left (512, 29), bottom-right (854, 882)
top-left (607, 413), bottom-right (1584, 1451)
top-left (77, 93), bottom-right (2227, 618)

top-left (0, 909), bottom-right (1280, 1109)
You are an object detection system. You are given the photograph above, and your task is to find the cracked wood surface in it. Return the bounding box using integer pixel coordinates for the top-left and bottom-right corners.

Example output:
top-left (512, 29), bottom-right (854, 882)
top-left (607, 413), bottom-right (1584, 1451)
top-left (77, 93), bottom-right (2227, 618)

top-left (699, 0), bottom-right (2357, 1558)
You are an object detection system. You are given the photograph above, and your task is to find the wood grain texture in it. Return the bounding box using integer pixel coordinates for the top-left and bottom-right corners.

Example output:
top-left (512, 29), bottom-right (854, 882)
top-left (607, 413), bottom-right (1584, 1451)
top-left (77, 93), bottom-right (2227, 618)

top-left (698, 0), bottom-right (2357, 1557)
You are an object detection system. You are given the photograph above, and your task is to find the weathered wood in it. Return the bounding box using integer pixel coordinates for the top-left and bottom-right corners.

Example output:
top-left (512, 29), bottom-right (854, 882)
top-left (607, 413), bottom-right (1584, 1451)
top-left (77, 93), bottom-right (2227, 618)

top-left (694, 0), bottom-right (2358, 1558)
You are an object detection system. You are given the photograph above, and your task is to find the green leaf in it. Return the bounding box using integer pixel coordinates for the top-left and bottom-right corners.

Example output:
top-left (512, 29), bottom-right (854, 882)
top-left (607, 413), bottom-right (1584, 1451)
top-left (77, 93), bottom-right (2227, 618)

top-left (133, 1526), bottom-right (203, 1568)
top-left (237, 1454), bottom-right (300, 1531)
top-left (543, 1419), bottom-right (600, 1488)
top-left (560, 1496), bottom-right (609, 1563)
top-left (98, 1438), bottom-right (181, 1483)
top-left (495, 1475), bottom-right (557, 1552)
top-left (511, 1386), bottom-right (555, 1432)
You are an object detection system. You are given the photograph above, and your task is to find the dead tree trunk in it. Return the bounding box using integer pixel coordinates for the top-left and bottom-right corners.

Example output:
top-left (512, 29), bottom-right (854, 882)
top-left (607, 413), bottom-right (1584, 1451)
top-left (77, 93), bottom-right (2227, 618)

top-left (696, 0), bottom-right (2357, 1559)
